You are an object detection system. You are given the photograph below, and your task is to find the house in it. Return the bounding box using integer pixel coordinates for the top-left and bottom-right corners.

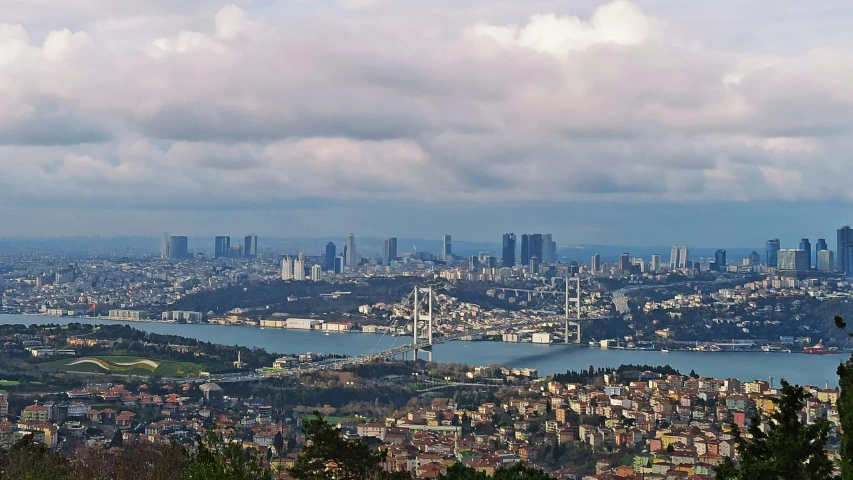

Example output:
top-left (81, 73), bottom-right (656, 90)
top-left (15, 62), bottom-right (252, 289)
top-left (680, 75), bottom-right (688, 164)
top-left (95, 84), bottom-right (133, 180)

top-left (357, 423), bottom-right (387, 441)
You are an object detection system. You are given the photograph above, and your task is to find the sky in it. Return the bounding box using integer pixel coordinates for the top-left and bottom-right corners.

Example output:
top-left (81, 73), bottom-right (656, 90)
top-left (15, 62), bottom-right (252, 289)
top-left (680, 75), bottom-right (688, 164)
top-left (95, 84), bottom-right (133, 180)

top-left (2, 0), bottom-right (853, 248)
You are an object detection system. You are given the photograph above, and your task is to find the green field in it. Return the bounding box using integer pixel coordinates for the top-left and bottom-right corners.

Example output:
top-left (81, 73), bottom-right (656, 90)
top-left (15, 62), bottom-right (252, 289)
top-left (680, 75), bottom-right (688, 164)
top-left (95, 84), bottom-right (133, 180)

top-left (41, 356), bottom-right (210, 377)
top-left (0, 380), bottom-right (20, 386)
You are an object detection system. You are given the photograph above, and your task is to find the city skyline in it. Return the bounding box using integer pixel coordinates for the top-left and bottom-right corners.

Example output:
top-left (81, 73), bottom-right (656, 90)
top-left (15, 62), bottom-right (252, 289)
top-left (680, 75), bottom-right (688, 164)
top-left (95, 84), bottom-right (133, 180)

top-left (2, 2), bottom-right (853, 243)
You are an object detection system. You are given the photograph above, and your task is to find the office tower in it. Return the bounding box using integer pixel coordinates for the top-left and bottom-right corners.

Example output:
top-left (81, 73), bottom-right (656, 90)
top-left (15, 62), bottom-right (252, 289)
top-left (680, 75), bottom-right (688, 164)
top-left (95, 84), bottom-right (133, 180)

top-left (818, 250), bottom-right (835, 273)
top-left (244, 235), bottom-right (258, 258)
top-left (635, 257), bottom-right (647, 273)
top-left (748, 251), bottom-right (761, 266)
top-left (324, 242), bottom-right (336, 271)
top-left (541, 234), bottom-right (554, 263)
top-left (442, 234), bottom-right (452, 262)
top-left (502, 233), bottom-right (516, 267)
top-left (778, 249), bottom-right (809, 272)
top-left (816, 238), bottom-right (827, 269)
top-left (766, 239), bottom-right (781, 267)
top-left (169, 236), bottom-right (188, 260)
top-left (678, 246), bottom-right (689, 268)
top-left (591, 254), bottom-right (601, 273)
top-left (161, 232), bottom-right (171, 259)
top-left (334, 255), bottom-right (344, 275)
top-left (529, 256), bottom-right (540, 274)
top-left (669, 246), bottom-right (680, 269)
top-left (799, 238), bottom-right (811, 269)
top-left (520, 234), bottom-right (531, 266)
top-left (281, 257), bottom-right (294, 280)
top-left (714, 249), bottom-right (727, 271)
top-left (529, 234), bottom-right (543, 264)
top-left (293, 254), bottom-right (306, 280)
top-left (618, 253), bottom-right (631, 272)
top-left (384, 237), bottom-right (398, 264)
top-left (311, 264), bottom-right (322, 281)
top-left (214, 236), bottom-right (231, 259)
top-left (469, 255), bottom-right (479, 271)
top-left (346, 233), bottom-right (356, 269)
top-left (650, 254), bottom-right (661, 272)
top-left (839, 226), bottom-right (853, 275)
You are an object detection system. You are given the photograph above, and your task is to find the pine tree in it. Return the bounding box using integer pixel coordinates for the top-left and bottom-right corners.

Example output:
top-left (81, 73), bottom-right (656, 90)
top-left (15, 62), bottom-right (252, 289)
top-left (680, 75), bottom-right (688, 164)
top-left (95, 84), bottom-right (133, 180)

top-left (835, 315), bottom-right (853, 480)
top-left (716, 380), bottom-right (833, 480)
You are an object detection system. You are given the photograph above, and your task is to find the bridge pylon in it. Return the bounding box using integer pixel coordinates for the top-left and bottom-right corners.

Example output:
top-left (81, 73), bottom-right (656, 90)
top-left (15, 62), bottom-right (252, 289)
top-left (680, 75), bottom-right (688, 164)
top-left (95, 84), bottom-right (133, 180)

top-left (412, 285), bottom-right (434, 361)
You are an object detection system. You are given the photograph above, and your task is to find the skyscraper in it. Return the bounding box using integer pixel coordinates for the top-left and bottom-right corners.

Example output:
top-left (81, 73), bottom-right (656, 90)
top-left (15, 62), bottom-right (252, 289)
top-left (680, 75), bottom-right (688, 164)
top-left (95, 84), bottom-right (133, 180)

top-left (244, 235), bottom-right (258, 258)
top-left (214, 236), bottom-right (231, 259)
top-left (748, 251), bottom-right (761, 266)
top-left (590, 254), bottom-right (601, 273)
top-left (346, 233), bottom-right (356, 269)
top-left (502, 233), bottom-right (516, 268)
top-left (669, 246), bottom-right (680, 269)
top-left (799, 238), bottom-right (811, 269)
top-left (324, 242), bottom-right (336, 271)
top-left (529, 234), bottom-right (543, 264)
top-left (169, 236), bottom-right (188, 260)
top-left (618, 253), bottom-right (631, 272)
top-left (650, 254), bottom-right (661, 272)
top-left (293, 254), bottom-right (306, 281)
top-left (678, 246), bottom-right (689, 268)
top-left (714, 249), bottom-right (727, 271)
top-left (161, 232), bottom-right (171, 260)
top-left (311, 264), bottom-right (322, 281)
top-left (334, 255), bottom-right (344, 275)
top-left (541, 234), bottom-right (554, 263)
top-left (520, 234), bottom-right (531, 266)
top-left (469, 255), bottom-right (479, 272)
top-left (384, 237), bottom-right (397, 264)
top-left (818, 250), bottom-right (835, 273)
top-left (766, 239), bottom-right (780, 267)
top-left (442, 234), bottom-right (452, 262)
top-left (839, 226), bottom-right (853, 275)
top-left (778, 249), bottom-right (809, 272)
top-left (816, 238), bottom-right (828, 269)
top-left (281, 257), bottom-right (294, 280)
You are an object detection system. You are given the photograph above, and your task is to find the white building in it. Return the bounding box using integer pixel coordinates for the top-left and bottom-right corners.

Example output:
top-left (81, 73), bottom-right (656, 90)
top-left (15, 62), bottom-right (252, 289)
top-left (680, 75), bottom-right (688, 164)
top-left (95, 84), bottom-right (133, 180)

top-left (281, 257), bottom-right (294, 281)
top-left (293, 254), bottom-right (305, 281)
top-left (311, 264), bottom-right (322, 281)
top-left (532, 332), bottom-right (552, 344)
top-left (346, 233), bottom-right (357, 269)
top-left (651, 254), bottom-right (662, 272)
top-left (818, 250), bottom-right (835, 273)
top-left (778, 249), bottom-right (810, 272)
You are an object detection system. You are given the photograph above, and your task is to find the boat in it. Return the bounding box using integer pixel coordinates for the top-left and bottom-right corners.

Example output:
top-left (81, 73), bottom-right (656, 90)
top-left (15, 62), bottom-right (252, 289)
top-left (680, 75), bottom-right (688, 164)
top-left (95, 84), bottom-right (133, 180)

top-left (660, 349), bottom-right (669, 354)
top-left (762, 345), bottom-right (784, 352)
top-left (803, 340), bottom-right (840, 354)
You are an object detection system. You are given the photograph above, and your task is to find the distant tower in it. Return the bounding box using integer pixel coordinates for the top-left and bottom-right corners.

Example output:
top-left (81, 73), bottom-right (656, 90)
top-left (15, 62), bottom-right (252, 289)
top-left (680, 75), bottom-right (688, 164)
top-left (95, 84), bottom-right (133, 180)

top-left (170, 236), bottom-right (188, 260)
top-left (590, 254), bottom-right (601, 273)
top-left (714, 249), bottom-right (727, 271)
top-left (799, 238), bottom-right (811, 269)
top-left (384, 237), bottom-right (398, 264)
top-left (678, 246), bottom-right (689, 268)
top-left (334, 255), bottom-right (345, 275)
top-left (838, 227), bottom-right (853, 275)
top-left (214, 236), bottom-right (231, 259)
top-left (816, 239), bottom-right (827, 270)
top-left (281, 257), bottom-right (294, 280)
top-left (442, 234), bottom-right (452, 262)
top-left (618, 253), bottom-right (631, 272)
top-left (161, 232), bottom-right (171, 260)
top-left (502, 233), bottom-right (516, 268)
top-left (293, 254), bottom-right (306, 280)
top-left (766, 238), bottom-right (781, 268)
top-left (669, 246), bottom-right (680, 269)
top-left (520, 234), bottom-right (531, 267)
top-left (324, 242), bottom-right (336, 271)
top-left (541, 234), bottom-right (554, 263)
top-left (244, 235), bottom-right (258, 258)
top-left (311, 264), bottom-right (323, 281)
top-left (346, 233), bottom-right (356, 269)
top-left (650, 254), bottom-right (662, 272)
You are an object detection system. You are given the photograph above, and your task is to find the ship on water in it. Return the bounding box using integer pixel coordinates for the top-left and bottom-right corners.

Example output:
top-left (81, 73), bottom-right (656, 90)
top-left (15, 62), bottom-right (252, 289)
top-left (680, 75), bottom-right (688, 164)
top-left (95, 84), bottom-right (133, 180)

top-left (803, 340), bottom-right (840, 355)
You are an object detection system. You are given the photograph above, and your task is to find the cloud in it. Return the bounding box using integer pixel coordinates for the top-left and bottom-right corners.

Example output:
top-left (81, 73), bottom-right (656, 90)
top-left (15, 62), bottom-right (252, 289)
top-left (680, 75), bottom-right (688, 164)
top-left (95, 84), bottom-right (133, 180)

top-left (1, 0), bottom-right (853, 222)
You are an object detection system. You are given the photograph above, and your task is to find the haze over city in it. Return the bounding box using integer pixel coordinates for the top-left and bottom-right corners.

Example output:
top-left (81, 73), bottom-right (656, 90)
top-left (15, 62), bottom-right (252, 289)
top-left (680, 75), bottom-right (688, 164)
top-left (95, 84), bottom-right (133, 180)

top-left (2, 1), bottom-right (853, 245)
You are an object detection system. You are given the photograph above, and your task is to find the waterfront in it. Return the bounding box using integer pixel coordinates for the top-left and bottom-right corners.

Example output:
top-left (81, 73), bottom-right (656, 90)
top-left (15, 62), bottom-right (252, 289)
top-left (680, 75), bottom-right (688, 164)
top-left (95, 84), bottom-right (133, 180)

top-left (0, 314), bottom-right (845, 386)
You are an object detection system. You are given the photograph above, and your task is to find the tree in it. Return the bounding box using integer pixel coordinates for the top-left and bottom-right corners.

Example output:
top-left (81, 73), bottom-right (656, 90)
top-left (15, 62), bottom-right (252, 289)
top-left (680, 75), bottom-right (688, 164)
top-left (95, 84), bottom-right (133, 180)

top-left (835, 315), bottom-right (853, 480)
top-left (716, 380), bottom-right (833, 480)
top-left (183, 428), bottom-right (272, 480)
top-left (289, 413), bottom-right (409, 480)
top-left (441, 462), bottom-right (552, 479)
top-left (0, 435), bottom-right (70, 480)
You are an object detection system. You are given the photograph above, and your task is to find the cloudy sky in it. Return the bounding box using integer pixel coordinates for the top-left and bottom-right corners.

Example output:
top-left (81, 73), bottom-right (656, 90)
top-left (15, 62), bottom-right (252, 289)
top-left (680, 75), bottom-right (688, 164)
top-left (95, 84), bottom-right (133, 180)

top-left (2, 0), bottom-right (852, 247)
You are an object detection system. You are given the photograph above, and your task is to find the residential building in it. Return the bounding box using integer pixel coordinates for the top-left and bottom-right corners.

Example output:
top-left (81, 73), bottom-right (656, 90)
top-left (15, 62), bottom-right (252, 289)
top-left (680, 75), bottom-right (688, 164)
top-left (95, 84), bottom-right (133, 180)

top-left (818, 250), bottom-right (835, 273)
top-left (590, 254), bottom-right (601, 273)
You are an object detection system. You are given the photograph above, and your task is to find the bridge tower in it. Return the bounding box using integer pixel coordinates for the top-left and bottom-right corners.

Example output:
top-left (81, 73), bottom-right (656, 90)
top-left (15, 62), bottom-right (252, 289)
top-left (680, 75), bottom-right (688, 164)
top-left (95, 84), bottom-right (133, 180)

top-left (565, 276), bottom-right (581, 344)
top-left (412, 286), bottom-right (434, 361)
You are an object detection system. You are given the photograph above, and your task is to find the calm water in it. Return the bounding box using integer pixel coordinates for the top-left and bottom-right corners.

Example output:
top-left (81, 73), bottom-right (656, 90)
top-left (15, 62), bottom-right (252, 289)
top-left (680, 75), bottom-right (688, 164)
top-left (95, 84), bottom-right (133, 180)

top-left (1, 315), bottom-right (845, 387)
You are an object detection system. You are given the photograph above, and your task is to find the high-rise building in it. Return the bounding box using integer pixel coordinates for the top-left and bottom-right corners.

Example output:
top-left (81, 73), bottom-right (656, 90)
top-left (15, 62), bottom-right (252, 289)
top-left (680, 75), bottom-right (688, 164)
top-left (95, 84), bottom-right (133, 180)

top-left (590, 254), bottom-right (601, 273)
top-left (334, 255), bottom-right (344, 275)
top-left (714, 249), bottom-right (727, 271)
top-left (669, 246), bottom-right (680, 269)
top-left (346, 233), bottom-right (356, 269)
top-left (469, 255), bottom-right (479, 272)
top-left (169, 236), bottom-right (188, 260)
top-left (766, 239), bottom-right (781, 267)
top-left (281, 257), bottom-right (294, 280)
top-left (161, 232), bottom-right (171, 260)
top-left (778, 249), bottom-right (809, 272)
top-left (650, 254), bottom-right (661, 272)
top-left (818, 249), bottom-right (835, 273)
top-left (529, 234), bottom-right (543, 265)
top-left (214, 236), bottom-right (231, 259)
top-left (502, 233), bottom-right (516, 268)
top-left (520, 234), bottom-right (531, 266)
top-left (324, 242), bottom-right (336, 271)
top-left (541, 234), bottom-right (554, 263)
top-left (384, 237), bottom-right (398, 264)
top-left (748, 251), bottom-right (761, 266)
top-left (618, 253), bottom-right (631, 272)
top-left (311, 264), bottom-right (322, 281)
top-left (838, 226), bottom-right (853, 275)
top-left (816, 239), bottom-right (828, 269)
top-left (678, 246), bottom-right (689, 268)
top-left (799, 238), bottom-right (811, 269)
top-left (529, 256), bottom-right (540, 274)
top-left (442, 234), bottom-right (452, 262)
top-left (244, 235), bottom-right (258, 258)
top-left (293, 254), bottom-right (306, 281)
